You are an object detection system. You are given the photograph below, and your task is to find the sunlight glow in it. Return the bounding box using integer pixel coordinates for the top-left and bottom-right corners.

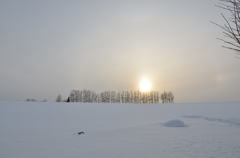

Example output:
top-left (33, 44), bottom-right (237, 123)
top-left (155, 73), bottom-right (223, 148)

top-left (139, 77), bottom-right (152, 92)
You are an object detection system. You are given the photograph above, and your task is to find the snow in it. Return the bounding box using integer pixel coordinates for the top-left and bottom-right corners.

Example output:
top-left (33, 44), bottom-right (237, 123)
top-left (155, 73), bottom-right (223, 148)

top-left (0, 101), bottom-right (240, 158)
top-left (183, 115), bottom-right (240, 126)
top-left (163, 119), bottom-right (187, 127)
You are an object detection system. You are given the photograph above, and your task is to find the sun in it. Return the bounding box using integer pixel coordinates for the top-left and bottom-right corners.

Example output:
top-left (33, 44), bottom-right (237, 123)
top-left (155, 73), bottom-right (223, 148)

top-left (139, 77), bottom-right (152, 92)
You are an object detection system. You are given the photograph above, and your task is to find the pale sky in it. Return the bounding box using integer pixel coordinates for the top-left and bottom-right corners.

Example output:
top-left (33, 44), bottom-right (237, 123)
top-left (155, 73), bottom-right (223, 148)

top-left (0, 0), bottom-right (240, 102)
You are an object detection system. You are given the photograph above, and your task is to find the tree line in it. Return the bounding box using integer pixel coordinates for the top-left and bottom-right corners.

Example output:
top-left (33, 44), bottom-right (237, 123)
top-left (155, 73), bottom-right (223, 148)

top-left (57, 90), bottom-right (174, 104)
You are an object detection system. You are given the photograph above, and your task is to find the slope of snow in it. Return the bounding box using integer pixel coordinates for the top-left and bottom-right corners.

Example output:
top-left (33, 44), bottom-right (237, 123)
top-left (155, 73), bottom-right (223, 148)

top-left (0, 101), bottom-right (240, 158)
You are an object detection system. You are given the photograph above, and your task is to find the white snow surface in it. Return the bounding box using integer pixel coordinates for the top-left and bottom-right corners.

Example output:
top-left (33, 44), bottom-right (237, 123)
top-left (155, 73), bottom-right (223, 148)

top-left (0, 101), bottom-right (240, 158)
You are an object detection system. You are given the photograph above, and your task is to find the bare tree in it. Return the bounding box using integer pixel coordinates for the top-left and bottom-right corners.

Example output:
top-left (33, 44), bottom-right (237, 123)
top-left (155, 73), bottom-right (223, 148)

top-left (161, 91), bottom-right (168, 103)
top-left (214, 0), bottom-right (240, 57)
top-left (167, 92), bottom-right (174, 103)
top-left (160, 91), bottom-right (174, 103)
top-left (56, 94), bottom-right (62, 102)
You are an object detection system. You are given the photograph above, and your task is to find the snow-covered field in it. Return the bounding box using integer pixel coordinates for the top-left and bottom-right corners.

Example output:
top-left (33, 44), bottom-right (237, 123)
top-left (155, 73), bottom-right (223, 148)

top-left (0, 101), bottom-right (240, 158)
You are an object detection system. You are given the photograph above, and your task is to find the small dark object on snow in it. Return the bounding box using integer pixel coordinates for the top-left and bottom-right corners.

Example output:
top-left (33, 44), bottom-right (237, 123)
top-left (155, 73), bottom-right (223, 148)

top-left (78, 131), bottom-right (85, 135)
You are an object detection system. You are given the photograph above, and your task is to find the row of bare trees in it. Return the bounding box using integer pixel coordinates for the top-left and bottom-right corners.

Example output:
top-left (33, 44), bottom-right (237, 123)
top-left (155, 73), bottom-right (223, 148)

top-left (58, 90), bottom-right (174, 104)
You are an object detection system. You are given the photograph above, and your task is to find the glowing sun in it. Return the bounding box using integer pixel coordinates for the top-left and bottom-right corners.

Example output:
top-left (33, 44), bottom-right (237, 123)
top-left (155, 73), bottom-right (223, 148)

top-left (139, 77), bottom-right (152, 92)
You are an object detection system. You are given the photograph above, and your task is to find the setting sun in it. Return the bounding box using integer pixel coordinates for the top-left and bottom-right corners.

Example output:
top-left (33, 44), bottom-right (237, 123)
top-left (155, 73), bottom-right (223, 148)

top-left (139, 77), bottom-right (152, 92)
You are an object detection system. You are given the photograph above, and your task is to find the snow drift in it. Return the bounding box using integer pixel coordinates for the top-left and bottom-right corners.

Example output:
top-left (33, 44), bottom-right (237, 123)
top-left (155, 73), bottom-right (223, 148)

top-left (163, 119), bottom-right (187, 127)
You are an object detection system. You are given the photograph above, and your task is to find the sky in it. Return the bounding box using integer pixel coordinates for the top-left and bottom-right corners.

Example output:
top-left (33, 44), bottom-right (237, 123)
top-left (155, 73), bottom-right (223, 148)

top-left (0, 0), bottom-right (240, 102)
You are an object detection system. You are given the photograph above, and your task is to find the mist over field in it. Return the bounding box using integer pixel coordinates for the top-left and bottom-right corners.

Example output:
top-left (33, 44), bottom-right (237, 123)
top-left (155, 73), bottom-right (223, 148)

top-left (0, 0), bottom-right (240, 102)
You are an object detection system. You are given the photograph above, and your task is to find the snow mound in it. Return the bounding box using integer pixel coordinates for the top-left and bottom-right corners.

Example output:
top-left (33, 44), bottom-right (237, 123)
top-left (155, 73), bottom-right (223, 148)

top-left (163, 119), bottom-right (187, 127)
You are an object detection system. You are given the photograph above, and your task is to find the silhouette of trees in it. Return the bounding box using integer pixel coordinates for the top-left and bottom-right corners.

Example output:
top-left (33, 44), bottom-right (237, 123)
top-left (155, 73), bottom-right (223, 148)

top-left (161, 91), bottom-right (174, 103)
top-left (67, 90), bottom-right (174, 104)
top-left (56, 94), bottom-right (62, 102)
top-left (26, 98), bottom-right (37, 102)
top-left (214, 0), bottom-right (240, 56)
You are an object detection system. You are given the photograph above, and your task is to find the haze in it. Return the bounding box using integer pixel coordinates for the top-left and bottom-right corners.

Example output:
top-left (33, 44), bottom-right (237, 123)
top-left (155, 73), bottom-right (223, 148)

top-left (0, 0), bottom-right (240, 102)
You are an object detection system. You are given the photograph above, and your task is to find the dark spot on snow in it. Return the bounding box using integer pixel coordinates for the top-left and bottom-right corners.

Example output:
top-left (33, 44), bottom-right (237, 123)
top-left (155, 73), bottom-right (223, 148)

top-left (163, 119), bottom-right (187, 127)
top-left (77, 131), bottom-right (85, 135)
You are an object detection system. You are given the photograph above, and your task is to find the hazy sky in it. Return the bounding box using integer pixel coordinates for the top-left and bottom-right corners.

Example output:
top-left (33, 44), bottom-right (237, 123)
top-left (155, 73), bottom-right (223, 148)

top-left (0, 0), bottom-right (240, 102)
